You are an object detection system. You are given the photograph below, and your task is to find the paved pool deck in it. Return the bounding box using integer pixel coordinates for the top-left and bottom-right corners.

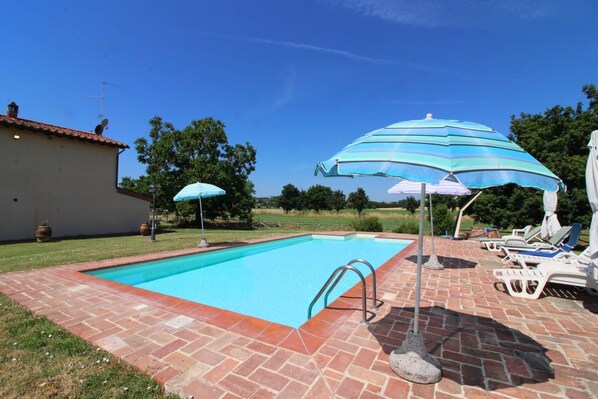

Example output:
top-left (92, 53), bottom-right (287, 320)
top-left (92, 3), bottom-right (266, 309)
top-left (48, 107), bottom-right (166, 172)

top-left (1, 233), bottom-right (597, 399)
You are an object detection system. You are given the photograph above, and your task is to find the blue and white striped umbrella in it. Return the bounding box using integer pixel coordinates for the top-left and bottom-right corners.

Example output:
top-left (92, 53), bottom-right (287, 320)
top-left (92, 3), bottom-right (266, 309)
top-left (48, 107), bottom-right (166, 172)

top-left (173, 182), bottom-right (226, 247)
top-left (314, 114), bottom-right (564, 383)
top-left (315, 114), bottom-right (564, 192)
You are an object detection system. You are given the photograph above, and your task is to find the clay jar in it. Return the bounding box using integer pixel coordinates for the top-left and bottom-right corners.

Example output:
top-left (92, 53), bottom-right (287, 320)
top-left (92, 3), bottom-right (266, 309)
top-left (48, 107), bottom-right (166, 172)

top-left (35, 222), bottom-right (52, 243)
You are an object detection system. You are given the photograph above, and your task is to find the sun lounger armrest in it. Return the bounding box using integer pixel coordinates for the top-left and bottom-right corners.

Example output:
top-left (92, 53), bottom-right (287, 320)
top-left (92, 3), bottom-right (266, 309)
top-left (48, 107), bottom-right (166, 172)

top-left (501, 237), bottom-right (527, 247)
top-left (511, 225), bottom-right (531, 236)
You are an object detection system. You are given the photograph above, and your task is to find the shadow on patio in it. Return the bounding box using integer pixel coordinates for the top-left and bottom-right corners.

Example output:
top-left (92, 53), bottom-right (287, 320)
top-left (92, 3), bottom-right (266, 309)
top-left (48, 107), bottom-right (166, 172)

top-left (367, 306), bottom-right (555, 391)
top-left (405, 255), bottom-right (478, 269)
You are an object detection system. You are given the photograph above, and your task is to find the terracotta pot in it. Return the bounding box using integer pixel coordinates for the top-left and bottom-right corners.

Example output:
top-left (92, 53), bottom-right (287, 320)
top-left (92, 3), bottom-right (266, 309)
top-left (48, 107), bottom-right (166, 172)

top-left (140, 223), bottom-right (151, 236)
top-left (35, 224), bottom-right (52, 243)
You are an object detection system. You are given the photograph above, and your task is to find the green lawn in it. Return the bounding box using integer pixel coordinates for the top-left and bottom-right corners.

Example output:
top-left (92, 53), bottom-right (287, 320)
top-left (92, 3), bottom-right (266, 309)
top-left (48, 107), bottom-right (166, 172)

top-left (0, 228), bottom-right (296, 274)
top-left (0, 294), bottom-right (180, 399)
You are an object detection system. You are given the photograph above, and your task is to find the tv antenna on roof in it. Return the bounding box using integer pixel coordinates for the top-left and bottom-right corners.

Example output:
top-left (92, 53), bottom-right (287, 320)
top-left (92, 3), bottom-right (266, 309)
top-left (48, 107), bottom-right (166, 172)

top-left (86, 81), bottom-right (116, 134)
top-left (85, 81), bottom-right (117, 119)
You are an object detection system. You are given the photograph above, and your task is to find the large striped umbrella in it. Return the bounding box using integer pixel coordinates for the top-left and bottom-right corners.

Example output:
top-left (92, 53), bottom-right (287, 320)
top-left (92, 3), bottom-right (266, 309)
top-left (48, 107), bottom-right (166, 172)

top-left (315, 114), bottom-right (564, 383)
top-left (316, 114), bottom-right (563, 191)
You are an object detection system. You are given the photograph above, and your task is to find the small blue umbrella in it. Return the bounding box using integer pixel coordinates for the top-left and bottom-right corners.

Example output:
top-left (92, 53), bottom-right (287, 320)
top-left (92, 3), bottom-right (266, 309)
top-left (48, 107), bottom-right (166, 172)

top-left (173, 182), bottom-right (226, 247)
top-left (315, 114), bottom-right (564, 383)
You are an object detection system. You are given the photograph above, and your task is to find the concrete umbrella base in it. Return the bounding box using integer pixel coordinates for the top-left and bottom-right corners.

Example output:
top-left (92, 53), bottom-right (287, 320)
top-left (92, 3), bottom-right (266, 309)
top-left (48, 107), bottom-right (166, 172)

top-left (389, 330), bottom-right (442, 384)
top-left (424, 254), bottom-right (444, 270)
top-left (198, 238), bottom-right (210, 248)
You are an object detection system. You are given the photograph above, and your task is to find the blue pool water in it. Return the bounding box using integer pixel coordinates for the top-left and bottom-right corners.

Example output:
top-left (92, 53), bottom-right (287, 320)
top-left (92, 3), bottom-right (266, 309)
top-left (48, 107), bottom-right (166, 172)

top-left (86, 234), bottom-right (411, 327)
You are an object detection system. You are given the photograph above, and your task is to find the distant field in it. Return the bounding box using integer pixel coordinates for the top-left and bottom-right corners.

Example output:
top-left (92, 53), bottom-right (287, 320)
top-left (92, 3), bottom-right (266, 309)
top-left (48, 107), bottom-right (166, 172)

top-left (252, 208), bottom-right (477, 233)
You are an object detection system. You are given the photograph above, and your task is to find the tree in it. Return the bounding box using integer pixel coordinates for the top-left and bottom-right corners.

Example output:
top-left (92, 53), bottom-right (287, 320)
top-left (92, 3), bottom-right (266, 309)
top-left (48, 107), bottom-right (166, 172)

top-left (431, 194), bottom-right (457, 211)
top-left (330, 190), bottom-right (346, 213)
top-left (347, 188), bottom-right (369, 216)
top-left (124, 116), bottom-right (257, 224)
top-left (432, 204), bottom-right (455, 236)
top-left (304, 185), bottom-right (333, 212)
top-left (404, 196), bottom-right (418, 214)
top-left (278, 184), bottom-right (301, 213)
top-left (471, 85), bottom-right (598, 228)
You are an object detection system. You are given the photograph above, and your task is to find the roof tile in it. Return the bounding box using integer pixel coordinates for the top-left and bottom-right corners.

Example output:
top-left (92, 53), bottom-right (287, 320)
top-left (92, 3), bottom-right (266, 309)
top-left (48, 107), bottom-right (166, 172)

top-left (0, 114), bottom-right (129, 148)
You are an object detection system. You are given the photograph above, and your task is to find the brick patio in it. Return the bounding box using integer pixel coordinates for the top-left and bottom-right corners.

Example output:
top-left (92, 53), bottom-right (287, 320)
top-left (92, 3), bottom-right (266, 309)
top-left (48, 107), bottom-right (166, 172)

top-left (1, 233), bottom-right (597, 398)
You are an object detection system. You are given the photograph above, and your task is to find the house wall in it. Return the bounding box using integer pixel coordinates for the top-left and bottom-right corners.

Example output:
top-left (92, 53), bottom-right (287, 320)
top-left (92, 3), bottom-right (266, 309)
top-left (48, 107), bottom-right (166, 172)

top-left (0, 126), bottom-right (149, 241)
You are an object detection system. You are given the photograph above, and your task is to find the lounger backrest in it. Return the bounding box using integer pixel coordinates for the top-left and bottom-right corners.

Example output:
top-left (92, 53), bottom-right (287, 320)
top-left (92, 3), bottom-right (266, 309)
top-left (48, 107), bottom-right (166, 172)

top-left (547, 226), bottom-right (572, 247)
top-left (523, 226), bottom-right (542, 241)
top-left (560, 223), bottom-right (582, 252)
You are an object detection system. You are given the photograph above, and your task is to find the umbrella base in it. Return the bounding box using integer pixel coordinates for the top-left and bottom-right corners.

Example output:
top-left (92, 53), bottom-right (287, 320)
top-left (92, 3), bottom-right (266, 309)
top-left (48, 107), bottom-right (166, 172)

top-left (198, 238), bottom-right (210, 248)
top-left (424, 254), bottom-right (444, 270)
top-left (389, 331), bottom-right (442, 384)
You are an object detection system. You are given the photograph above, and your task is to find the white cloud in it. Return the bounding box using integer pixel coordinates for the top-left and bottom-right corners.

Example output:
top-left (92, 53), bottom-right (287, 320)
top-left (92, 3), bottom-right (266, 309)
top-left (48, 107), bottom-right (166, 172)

top-left (324, 0), bottom-right (566, 28)
top-left (228, 35), bottom-right (445, 73)
top-left (391, 100), bottom-right (467, 105)
top-left (242, 71), bottom-right (297, 118)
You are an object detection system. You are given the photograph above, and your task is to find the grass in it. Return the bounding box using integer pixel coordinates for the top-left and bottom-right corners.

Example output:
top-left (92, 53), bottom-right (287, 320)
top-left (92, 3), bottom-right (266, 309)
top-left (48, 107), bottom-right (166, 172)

top-left (0, 228), bottom-right (296, 274)
top-left (252, 208), bottom-right (478, 233)
top-left (0, 295), bottom-right (179, 399)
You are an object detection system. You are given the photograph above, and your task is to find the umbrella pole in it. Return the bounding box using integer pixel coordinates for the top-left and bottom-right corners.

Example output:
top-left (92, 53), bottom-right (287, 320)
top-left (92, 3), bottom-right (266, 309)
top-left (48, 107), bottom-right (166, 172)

top-left (198, 196), bottom-right (209, 248)
top-left (424, 194), bottom-right (444, 270)
top-left (429, 194), bottom-right (434, 253)
top-left (414, 182), bottom-right (425, 334)
top-left (389, 182), bottom-right (442, 384)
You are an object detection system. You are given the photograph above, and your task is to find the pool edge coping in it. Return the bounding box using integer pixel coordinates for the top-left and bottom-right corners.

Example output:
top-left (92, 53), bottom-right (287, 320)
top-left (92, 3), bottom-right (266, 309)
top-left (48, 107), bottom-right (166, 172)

top-left (44, 232), bottom-right (418, 355)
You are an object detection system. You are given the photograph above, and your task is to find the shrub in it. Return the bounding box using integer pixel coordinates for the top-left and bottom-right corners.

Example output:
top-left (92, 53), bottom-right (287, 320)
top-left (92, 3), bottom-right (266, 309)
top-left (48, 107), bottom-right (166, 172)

top-left (432, 204), bottom-right (455, 236)
top-left (392, 219), bottom-right (420, 234)
top-left (350, 216), bottom-right (383, 232)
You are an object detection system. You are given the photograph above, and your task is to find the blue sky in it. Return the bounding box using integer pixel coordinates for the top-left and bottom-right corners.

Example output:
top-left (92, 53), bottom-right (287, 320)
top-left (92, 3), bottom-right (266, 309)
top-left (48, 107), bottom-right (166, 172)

top-left (3, 1), bottom-right (597, 201)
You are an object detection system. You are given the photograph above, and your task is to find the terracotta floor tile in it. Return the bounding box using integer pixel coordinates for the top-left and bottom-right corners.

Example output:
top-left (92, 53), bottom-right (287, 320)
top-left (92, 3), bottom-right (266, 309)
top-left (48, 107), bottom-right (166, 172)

top-left (229, 316), bottom-right (271, 338)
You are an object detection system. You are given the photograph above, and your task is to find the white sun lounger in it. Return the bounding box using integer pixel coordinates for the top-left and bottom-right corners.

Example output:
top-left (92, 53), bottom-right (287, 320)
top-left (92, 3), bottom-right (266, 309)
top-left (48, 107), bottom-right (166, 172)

top-left (480, 226), bottom-right (541, 252)
top-left (500, 225), bottom-right (572, 263)
top-left (513, 247), bottom-right (590, 269)
top-left (493, 261), bottom-right (598, 299)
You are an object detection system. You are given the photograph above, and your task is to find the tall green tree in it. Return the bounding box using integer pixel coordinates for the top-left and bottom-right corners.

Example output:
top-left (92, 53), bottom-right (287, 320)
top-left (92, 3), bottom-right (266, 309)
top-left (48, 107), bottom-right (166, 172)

top-left (330, 190), bottom-right (346, 213)
top-left (471, 85), bottom-right (598, 228)
top-left (123, 116), bottom-right (257, 224)
top-left (304, 185), bottom-right (333, 212)
top-left (404, 196), bottom-right (418, 214)
top-left (347, 188), bottom-right (369, 216)
top-left (278, 184), bottom-right (302, 213)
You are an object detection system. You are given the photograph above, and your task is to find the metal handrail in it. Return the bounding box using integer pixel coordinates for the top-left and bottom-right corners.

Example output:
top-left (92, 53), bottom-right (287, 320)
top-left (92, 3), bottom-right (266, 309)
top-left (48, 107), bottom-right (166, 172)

top-left (308, 263), bottom-right (376, 325)
top-left (347, 259), bottom-right (380, 310)
top-left (323, 259), bottom-right (379, 311)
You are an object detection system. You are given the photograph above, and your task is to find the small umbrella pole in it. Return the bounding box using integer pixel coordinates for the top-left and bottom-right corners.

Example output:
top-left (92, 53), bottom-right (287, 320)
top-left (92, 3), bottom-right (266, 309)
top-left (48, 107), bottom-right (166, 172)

top-left (198, 196), bottom-right (209, 247)
top-left (424, 194), bottom-right (444, 270)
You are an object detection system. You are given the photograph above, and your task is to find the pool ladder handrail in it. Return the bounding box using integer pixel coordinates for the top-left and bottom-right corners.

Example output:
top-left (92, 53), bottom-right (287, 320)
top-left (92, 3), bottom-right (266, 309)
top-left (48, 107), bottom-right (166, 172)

top-left (308, 259), bottom-right (380, 325)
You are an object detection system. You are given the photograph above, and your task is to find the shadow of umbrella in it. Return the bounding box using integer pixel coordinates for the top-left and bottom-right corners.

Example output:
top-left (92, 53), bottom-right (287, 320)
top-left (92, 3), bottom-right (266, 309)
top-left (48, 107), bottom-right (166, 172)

top-left (368, 306), bottom-right (554, 390)
top-left (405, 255), bottom-right (478, 269)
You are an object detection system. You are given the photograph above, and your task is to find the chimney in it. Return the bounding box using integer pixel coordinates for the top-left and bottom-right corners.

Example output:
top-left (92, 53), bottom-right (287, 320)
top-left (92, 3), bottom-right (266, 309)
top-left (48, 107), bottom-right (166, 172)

top-left (7, 102), bottom-right (19, 118)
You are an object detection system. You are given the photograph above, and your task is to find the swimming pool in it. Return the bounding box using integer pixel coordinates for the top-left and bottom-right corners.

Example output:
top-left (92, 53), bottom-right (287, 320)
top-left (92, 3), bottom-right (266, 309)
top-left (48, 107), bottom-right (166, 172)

top-left (86, 234), bottom-right (411, 327)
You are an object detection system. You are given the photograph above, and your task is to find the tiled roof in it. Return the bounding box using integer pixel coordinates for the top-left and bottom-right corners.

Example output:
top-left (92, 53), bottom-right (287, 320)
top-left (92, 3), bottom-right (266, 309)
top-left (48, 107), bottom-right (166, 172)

top-left (0, 114), bottom-right (129, 148)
